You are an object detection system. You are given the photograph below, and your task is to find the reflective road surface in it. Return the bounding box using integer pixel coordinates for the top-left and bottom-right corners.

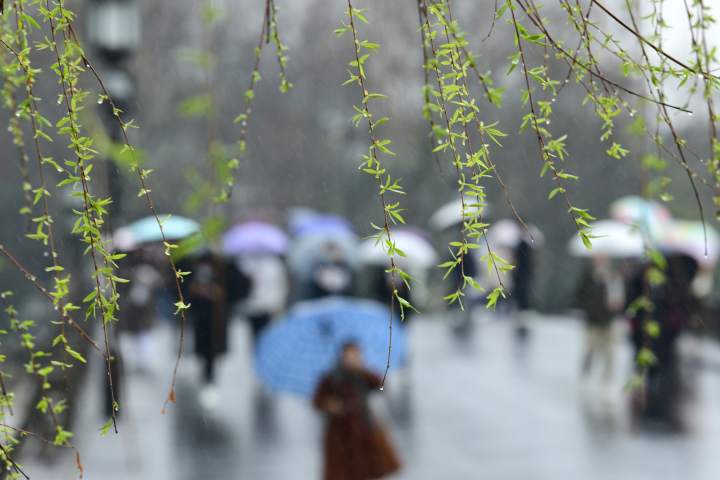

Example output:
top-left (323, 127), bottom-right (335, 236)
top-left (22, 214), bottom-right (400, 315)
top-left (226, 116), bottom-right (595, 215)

top-left (23, 312), bottom-right (720, 479)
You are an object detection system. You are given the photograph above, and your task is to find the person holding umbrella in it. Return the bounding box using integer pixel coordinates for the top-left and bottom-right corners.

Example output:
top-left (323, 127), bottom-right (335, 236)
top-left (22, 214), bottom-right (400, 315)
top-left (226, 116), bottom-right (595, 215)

top-left (575, 255), bottom-right (625, 387)
top-left (628, 253), bottom-right (699, 428)
top-left (223, 221), bottom-right (290, 350)
top-left (239, 253), bottom-right (289, 349)
top-left (181, 251), bottom-right (250, 408)
top-left (254, 298), bottom-right (407, 396)
top-left (117, 247), bottom-right (164, 373)
top-left (358, 228), bottom-right (438, 318)
top-left (308, 241), bottom-right (356, 299)
top-left (286, 214), bottom-right (358, 301)
top-left (486, 219), bottom-right (543, 335)
top-left (313, 342), bottom-right (402, 480)
top-left (255, 299), bottom-right (406, 478)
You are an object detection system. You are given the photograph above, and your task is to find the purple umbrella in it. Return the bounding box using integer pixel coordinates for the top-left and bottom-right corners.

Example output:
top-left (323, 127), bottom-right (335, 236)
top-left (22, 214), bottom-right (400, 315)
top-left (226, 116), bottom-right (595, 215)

top-left (223, 221), bottom-right (289, 255)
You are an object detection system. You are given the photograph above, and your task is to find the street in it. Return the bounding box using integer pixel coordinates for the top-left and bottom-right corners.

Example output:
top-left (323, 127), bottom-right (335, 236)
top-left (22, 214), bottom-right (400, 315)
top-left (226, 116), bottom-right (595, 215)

top-left (23, 311), bottom-right (720, 479)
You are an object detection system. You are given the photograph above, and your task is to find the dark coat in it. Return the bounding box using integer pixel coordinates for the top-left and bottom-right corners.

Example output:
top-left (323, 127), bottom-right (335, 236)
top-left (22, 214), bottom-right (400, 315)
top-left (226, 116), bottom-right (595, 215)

top-left (117, 252), bottom-right (162, 334)
top-left (181, 254), bottom-right (250, 359)
top-left (626, 255), bottom-right (699, 423)
top-left (368, 266), bottom-right (412, 321)
top-left (313, 368), bottom-right (401, 480)
top-left (627, 255), bottom-right (699, 363)
top-left (309, 259), bottom-right (355, 299)
top-left (575, 266), bottom-right (613, 327)
top-left (512, 240), bottom-right (533, 310)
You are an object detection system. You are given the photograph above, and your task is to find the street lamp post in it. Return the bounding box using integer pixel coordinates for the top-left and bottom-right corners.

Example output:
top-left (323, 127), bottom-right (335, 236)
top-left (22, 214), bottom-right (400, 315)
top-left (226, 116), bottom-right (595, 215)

top-left (86, 0), bottom-right (140, 64)
top-left (86, 0), bottom-right (141, 419)
top-left (86, 0), bottom-right (140, 229)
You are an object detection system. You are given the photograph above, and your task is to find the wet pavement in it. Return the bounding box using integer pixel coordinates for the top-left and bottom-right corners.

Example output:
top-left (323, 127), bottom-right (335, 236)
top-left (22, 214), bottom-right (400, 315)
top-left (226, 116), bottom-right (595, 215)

top-left (22, 311), bottom-right (720, 479)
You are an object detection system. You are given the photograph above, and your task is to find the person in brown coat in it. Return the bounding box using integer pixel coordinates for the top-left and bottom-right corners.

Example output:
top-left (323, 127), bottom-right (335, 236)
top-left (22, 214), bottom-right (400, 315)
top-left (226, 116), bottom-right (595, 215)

top-left (313, 342), bottom-right (401, 480)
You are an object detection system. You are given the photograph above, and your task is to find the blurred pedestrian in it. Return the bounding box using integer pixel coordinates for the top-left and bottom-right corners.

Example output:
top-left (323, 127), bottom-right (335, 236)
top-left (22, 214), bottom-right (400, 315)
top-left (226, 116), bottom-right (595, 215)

top-left (626, 254), bottom-right (699, 427)
top-left (575, 256), bottom-right (624, 385)
top-left (117, 248), bottom-right (163, 372)
top-left (238, 253), bottom-right (289, 349)
top-left (309, 241), bottom-right (355, 299)
top-left (511, 236), bottom-right (534, 338)
top-left (181, 252), bottom-right (250, 408)
top-left (446, 251), bottom-right (481, 334)
top-left (368, 265), bottom-right (411, 318)
top-left (647, 254), bottom-right (698, 426)
top-left (625, 261), bottom-right (648, 359)
top-left (313, 342), bottom-right (401, 480)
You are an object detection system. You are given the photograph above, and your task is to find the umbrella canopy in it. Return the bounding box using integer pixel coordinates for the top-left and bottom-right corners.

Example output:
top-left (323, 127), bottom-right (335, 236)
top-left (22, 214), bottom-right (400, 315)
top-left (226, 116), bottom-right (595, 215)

top-left (255, 297), bottom-right (407, 396)
top-left (287, 229), bottom-right (358, 278)
top-left (655, 220), bottom-right (720, 267)
top-left (609, 196), bottom-right (671, 237)
top-left (290, 213), bottom-right (354, 238)
top-left (222, 221), bottom-right (288, 255)
top-left (113, 215), bottom-right (199, 250)
top-left (287, 206), bottom-right (317, 234)
top-left (358, 229), bottom-right (439, 269)
top-left (429, 196), bottom-right (490, 231)
top-left (568, 220), bottom-right (645, 257)
top-left (486, 219), bottom-right (545, 248)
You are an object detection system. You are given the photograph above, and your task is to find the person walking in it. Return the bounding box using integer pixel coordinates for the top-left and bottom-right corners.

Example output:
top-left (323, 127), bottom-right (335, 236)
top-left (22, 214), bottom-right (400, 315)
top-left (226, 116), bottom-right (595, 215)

top-left (182, 252), bottom-right (250, 408)
top-left (645, 254), bottom-right (698, 426)
top-left (238, 253), bottom-right (289, 349)
top-left (575, 256), bottom-right (624, 385)
top-left (313, 342), bottom-right (401, 480)
top-left (308, 242), bottom-right (355, 299)
top-left (511, 236), bottom-right (534, 339)
top-left (625, 253), bottom-right (699, 428)
top-left (117, 248), bottom-right (165, 372)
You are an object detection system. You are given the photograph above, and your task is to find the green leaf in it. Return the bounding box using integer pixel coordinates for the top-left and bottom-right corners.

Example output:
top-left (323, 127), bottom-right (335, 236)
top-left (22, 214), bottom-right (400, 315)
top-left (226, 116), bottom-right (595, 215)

top-left (65, 346), bottom-right (87, 364)
top-left (99, 418), bottom-right (114, 436)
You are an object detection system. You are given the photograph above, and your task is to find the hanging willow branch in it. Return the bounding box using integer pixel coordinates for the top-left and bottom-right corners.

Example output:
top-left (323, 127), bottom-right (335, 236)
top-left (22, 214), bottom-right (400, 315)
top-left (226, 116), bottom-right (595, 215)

top-left (338, 0), bottom-right (414, 386)
top-left (0, 0), bottom-right (717, 471)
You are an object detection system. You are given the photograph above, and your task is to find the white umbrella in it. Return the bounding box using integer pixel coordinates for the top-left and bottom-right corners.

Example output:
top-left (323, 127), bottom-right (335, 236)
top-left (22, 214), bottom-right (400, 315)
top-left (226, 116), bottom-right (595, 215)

top-left (359, 229), bottom-right (438, 269)
top-left (429, 196), bottom-right (490, 231)
top-left (487, 219), bottom-right (545, 248)
top-left (568, 220), bottom-right (645, 257)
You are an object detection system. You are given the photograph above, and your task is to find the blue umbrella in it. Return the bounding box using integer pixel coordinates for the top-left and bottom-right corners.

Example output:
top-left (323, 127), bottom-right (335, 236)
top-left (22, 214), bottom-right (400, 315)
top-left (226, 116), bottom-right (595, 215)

top-left (291, 213), bottom-right (354, 238)
top-left (255, 297), bottom-right (407, 396)
top-left (223, 221), bottom-right (289, 255)
top-left (113, 215), bottom-right (199, 249)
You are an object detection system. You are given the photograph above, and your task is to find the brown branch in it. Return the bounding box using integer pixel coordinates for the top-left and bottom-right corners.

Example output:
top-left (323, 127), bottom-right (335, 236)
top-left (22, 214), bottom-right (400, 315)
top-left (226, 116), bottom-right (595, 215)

top-left (513, 0), bottom-right (691, 113)
top-left (0, 244), bottom-right (101, 352)
top-left (0, 441), bottom-right (29, 480)
top-left (436, 0), bottom-right (511, 288)
top-left (590, 0), bottom-right (717, 80)
top-left (347, 0), bottom-right (399, 387)
top-left (65, 20), bottom-right (192, 414)
top-left (0, 373), bottom-right (13, 418)
top-left (45, 2), bottom-right (119, 432)
top-left (622, 0), bottom-right (708, 253)
top-left (509, 1), bottom-right (581, 232)
top-left (432, 4), bottom-right (535, 242)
